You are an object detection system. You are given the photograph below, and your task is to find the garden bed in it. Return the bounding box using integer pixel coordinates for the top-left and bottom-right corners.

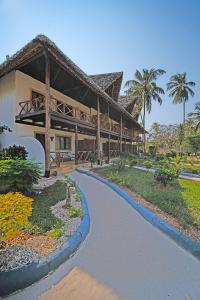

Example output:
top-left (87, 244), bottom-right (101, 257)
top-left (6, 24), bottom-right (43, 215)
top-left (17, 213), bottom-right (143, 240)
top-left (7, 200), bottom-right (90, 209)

top-left (0, 179), bottom-right (83, 273)
top-left (94, 166), bottom-right (200, 243)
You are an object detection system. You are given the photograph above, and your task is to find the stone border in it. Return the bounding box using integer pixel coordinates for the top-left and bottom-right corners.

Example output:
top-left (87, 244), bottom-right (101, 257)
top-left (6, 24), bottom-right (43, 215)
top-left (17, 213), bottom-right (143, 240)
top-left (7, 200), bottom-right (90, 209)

top-left (0, 187), bottom-right (90, 297)
top-left (77, 168), bottom-right (200, 260)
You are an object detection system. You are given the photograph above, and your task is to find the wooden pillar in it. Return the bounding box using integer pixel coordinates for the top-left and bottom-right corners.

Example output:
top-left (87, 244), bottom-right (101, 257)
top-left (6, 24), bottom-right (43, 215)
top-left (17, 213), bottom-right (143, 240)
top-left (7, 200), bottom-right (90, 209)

top-left (96, 95), bottom-right (101, 164)
top-left (44, 52), bottom-right (51, 177)
top-left (124, 138), bottom-right (126, 153)
top-left (120, 115), bottom-right (123, 154)
top-left (75, 125), bottom-right (78, 165)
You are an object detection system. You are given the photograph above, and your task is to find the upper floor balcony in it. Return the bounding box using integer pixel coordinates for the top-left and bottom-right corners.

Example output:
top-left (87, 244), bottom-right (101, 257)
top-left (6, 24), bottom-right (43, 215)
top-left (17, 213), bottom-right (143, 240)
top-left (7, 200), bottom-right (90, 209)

top-left (17, 96), bottom-right (135, 139)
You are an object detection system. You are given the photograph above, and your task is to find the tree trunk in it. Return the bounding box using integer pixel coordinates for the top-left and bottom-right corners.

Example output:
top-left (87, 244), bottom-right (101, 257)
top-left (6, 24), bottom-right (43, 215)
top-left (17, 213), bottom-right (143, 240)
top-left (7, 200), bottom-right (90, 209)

top-left (183, 98), bottom-right (186, 124)
top-left (143, 102), bottom-right (146, 153)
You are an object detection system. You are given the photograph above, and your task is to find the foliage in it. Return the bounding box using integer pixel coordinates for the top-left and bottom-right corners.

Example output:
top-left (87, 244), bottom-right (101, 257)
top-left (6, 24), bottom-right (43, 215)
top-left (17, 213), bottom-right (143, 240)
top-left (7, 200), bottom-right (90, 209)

top-left (30, 181), bottom-right (66, 232)
top-left (23, 222), bottom-right (42, 235)
top-left (0, 159), bottom-right (41, 194)
top-left (0, 123), bottom-right (12, 134)
top-left (154, 165), bottom-right (179, 186)
top-left (167, 72), bottom-right (195, 123)
top-left (0, 192), bottom-right (33, 242)
top-left (188, 101), bottom-right (200, 131)
top-left (187, 134), bottom-right (200, 153)
top-left (48, 222), bottom-right (63, 239)
top-left (155, 153), bottom-right (165, 161)
top-left (68, 205), bottom-right (82, 218)
top-left (165, 151), bottom-right (177, 158)
top-left (129, 159), bottom-right (138, 167)
top-left (124, 68), bottom-right (166, 151)
top-left (112, 158), bottom-right (126, 171)
top-left (143, 160), bottom-right (153, 169)
top-left (95, 167), bottom-right (195, 227)
top-left (3, 144), bottom-right (28, 160)
top-left (75, 192), bottom-right (81, 202)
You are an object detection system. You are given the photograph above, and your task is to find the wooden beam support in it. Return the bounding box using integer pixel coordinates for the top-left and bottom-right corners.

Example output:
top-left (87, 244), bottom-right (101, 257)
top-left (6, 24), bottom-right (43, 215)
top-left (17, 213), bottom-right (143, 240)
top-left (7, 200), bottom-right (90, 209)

top-left (120, 114), bottom-right (123, 154)
top-left (75, 124), bottom-right (78, 165)
top-left (107, 104), bottom-right (110, 163)
top-left (96, 95), bottom-right (101, 164)
top-left (44, 52), bottom-right (51, 177)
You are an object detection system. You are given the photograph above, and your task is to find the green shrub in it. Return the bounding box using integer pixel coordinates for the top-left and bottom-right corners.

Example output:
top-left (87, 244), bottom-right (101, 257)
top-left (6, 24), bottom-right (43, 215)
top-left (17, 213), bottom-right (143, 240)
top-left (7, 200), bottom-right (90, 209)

top-left (154, 166), bottom-right (179, 186)
top-left (0, 159), bottom-right (41, 193)
top-left (3, 145), bottom-right (28, 160)
top-left (112, 158), bottom-right (126, 171)
top-left (23, 222), bottom-right (42, 235)
top-left (143, 160), bottom-right (153, 169)
top-left (68, 206), bottom-right (82, 218)
top-left (129, 159), bottom-right (138, 167)
top-left (48, 222), bottom-right (63, 239)
top-left (155, 154), bottom-right (165, 161)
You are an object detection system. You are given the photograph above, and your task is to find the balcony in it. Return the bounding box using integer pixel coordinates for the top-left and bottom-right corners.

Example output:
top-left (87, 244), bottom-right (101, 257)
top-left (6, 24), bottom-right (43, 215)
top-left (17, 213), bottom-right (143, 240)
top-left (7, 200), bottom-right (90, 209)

top-left (17, 96), bottom-right (134, 139)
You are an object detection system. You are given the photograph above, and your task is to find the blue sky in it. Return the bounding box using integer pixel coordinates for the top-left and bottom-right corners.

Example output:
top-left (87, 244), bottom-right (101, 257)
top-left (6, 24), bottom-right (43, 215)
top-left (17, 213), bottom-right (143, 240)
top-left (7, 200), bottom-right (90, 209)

top-left (1, 0), bottom-right (200, 129)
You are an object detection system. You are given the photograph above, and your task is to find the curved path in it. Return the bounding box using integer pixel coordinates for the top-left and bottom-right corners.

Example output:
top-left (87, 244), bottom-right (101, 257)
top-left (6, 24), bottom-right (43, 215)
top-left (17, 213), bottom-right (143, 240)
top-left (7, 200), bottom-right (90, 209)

top-left (7, 171), bottom-right (200, 300)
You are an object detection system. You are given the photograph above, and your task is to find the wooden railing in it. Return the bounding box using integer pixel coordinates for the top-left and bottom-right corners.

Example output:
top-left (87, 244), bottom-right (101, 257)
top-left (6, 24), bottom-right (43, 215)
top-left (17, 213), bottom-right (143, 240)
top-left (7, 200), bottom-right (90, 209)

top-left (110, 149), bottom-right (120, 157)
top-left (50, 96), bottom-right (96, 126)
top-left (19, 97), bottom-right (45, 115)
top-left (50, 151), bottom-right (74, 167)
top-left (18, 97), bottom-right (133, 138)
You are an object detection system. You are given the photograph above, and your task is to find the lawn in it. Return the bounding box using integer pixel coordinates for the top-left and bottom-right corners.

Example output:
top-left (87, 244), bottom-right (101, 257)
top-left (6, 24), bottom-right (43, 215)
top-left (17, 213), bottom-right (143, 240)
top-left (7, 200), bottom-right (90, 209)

top-left (95, 167), bottom-right (200, 228)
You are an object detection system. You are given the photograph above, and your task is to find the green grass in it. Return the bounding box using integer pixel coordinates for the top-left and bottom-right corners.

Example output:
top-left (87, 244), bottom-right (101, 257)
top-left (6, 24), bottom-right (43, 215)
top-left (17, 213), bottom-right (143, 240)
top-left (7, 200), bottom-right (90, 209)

top-left (30, 180), bottom-right (66, 232)
top-left (95, 167), bottom-right (200, 228)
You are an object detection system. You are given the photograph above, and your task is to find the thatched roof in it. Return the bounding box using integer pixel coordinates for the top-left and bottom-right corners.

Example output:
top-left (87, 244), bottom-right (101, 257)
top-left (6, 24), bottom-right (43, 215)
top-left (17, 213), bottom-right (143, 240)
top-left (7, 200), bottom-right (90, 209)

top-left (0, 35), bottom-right (144, 131)
top-left (89, 72), bottom-right (123, 91)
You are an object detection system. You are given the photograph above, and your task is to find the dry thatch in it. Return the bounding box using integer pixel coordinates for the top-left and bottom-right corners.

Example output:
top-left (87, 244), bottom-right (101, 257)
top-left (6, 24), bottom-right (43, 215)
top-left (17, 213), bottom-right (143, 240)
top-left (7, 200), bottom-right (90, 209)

top-left (89, 72), bottom-right (123, 91)
top-left (0, 35), bottom-right (143, 131)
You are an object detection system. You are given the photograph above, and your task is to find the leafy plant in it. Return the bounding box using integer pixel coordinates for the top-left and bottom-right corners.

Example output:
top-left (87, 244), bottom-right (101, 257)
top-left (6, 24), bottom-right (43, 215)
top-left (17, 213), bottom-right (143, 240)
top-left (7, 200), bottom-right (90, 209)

top-left (68, 206), bottom-right (82, 218)
top-left (143, 160), bottom-right (153, 169)
top-left (154, 166), bottom-right (180, 186)
top-left (0, 123), bottom-right (12, 134)
top-left (0, 192), bottom-right (33, 242)
top-left (112, 158), bottom-right (126, 171)
top-left (3, 144), bottom-right (28, 160)
top-left (0, 159), bottom-right (41, 194)
top-left (129, 159), bottom-right (138, 167)
top-left (48, 222), bottom-right (63, 239)
top-left (23, 222), bottom-right (42, 235)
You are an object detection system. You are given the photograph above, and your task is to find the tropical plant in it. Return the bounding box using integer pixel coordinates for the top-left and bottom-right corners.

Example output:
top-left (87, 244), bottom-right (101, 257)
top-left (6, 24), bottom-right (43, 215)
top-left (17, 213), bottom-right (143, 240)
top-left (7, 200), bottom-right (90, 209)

top-left (188, 102), bottom-right (200, 131)
top-left (3, 144), bottom-right (28, 160)
top-left (154, 165), bottom-right (179, 186)
top-left (125, 68), bottom-right (166, 152)
top-left (167, 72), bottom-right (195, 124)
top-left (0, 159), bottom-right (41, 193)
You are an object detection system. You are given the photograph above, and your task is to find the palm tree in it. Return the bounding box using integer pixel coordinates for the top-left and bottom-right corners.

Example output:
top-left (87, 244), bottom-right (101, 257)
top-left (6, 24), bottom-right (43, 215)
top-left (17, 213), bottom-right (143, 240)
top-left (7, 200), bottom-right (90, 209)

top-left (188, 102), bottom-right (200, 131)
top-left (124, 68), bottom-right (166, 152)
top-left (167, 73), bottom-right (195, 124)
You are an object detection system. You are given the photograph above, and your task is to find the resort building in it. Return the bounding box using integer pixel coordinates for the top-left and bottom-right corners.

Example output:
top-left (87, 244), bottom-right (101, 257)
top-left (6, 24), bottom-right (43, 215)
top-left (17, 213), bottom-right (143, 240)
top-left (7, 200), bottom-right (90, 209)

top-left (0, 35), bottom-right (144, 176)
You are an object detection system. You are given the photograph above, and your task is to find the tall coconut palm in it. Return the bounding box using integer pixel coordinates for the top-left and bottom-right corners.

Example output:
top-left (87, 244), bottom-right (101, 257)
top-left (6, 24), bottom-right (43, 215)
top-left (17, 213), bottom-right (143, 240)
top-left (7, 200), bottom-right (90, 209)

top-left (167, 73), bottom-right (195, 124)
top-left (188, 102), bottom-right (200, 131)
top-left (124, 68), bottom-right (166, 152)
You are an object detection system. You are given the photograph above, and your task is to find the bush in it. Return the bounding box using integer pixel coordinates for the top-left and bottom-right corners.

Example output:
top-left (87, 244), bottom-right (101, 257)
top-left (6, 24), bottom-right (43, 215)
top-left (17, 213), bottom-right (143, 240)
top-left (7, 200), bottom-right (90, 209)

top-left (3, 145), bottom-right (28, 160)
top-left (154, 166), bottom-right (179, 186)
top-left (129, 159), bottom-right (138, 167)
top-left (165, 151), bottom-right (177, 158)
top-left (155, 154), bottom-right (165, 161)
top-left (143, 160), bottom-right (153, 169)
top-left (112, 158), bottom-right (126, 171)
top-left (0, 192), bottom-right (33, 242)
top-left (0, 159), bottom-right (41, 193)
top-left (68, 206), bottom-right (82, 218)
top-left (48, 222), bottom-right (63, 239)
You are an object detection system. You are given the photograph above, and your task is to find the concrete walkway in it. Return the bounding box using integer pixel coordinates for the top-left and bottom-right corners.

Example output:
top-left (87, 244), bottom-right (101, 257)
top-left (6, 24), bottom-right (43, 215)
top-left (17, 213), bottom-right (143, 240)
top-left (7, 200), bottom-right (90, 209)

top-left (7, 171), bottom-right (200, 300)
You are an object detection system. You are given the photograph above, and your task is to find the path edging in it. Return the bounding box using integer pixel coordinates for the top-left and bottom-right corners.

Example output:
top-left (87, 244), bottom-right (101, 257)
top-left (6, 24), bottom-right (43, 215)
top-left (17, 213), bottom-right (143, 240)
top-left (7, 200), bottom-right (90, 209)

top-left (77, 168), bottom-right (200, 260)
top-left (0, 187), bottom-right (90, 297)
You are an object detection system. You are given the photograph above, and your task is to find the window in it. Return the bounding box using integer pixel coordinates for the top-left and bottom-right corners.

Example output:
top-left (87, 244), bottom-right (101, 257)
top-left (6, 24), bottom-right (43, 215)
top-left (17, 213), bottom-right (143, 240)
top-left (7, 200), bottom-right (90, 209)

top-left (58, 136), bottom-right (71, 150)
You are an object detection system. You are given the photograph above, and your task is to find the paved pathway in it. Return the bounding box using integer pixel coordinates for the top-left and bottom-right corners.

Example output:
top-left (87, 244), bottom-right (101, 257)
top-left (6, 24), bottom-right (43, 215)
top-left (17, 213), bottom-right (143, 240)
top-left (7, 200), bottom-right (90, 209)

top-left (7, 171), bottom-right (200, 300)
